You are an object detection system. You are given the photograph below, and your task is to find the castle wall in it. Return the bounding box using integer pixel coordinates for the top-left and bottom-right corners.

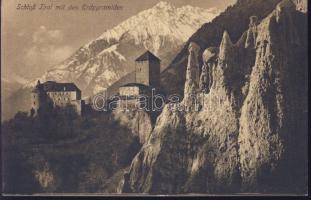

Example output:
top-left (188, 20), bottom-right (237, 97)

top-left (46, 91), bottom-right (80, 106)
top-left (149, 60), bottom-right (160, 88)
top-left (135, 60), bottom-right (160, 88)
top-left (30, 82), bottom-right (82, 116)
top-left (120, 86), bottom-right (140, 96)
top-left (31, 92), bottom-right (40, 111)
top-left (135, 61), bottom-right (150, 86)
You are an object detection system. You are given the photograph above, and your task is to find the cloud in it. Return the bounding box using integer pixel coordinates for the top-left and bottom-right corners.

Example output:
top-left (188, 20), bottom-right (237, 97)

top-left (32, 25), bottom-right (64, 44)
top-left (25, 45), bottom-right (73, 67)
top-left (24, 26), bottom-right (74, 74)
top-left (11, 73), bottom-right (29, 84)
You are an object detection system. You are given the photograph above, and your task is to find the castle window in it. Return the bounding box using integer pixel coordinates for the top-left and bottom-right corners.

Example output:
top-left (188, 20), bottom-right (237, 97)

top-left (34, 102), bottom-right (36, 105)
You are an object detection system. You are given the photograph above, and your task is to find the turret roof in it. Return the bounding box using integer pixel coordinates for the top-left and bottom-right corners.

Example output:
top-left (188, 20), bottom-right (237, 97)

top-left (135, 51), bottom-right (161, 62)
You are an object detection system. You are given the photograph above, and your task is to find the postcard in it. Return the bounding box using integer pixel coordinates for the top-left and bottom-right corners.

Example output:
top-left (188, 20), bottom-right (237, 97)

top-left (1, 0), bottom-right (308, 196)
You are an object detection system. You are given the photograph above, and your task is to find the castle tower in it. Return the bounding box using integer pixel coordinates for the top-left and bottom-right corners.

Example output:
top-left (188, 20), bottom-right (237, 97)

top-left (135, 51), bottom-right (161, 88)
top-left (31, 80), bottom-right (45, 114)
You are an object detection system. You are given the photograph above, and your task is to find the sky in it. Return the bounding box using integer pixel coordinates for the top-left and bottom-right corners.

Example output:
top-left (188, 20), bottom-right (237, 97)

top-left (1, 0), bottom-right (236, 83)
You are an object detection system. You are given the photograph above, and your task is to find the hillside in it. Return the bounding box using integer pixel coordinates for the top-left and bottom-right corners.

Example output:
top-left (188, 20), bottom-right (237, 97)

top-left (2, 107), bottom-right (153, 193)
top-left (160, 0), bottom-right (283, 96)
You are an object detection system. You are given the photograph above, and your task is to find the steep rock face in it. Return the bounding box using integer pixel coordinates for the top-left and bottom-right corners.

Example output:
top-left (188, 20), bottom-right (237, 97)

top-left (112, 110), bottom-right (153, 144)
top-left (121, 106), bottom-right (187, 193)
top-left (292, 0), bottom-right (308, 12)
top-left (184, 42), bottom-right (200, 108)
top-left (160, 0), bottom-right (307, 97)
top-left (121, 19), bottom-right (257, 194)
top-left (160, 0), bottom-right (283, 97)
top-left (238, 0), bottom-right (308, 192)
top-left (200, 47), bottom-right (218, 93)
top-left (245, 16), bottom-right (258, 48)
top-left (121, 0), bottom-right (307, 194)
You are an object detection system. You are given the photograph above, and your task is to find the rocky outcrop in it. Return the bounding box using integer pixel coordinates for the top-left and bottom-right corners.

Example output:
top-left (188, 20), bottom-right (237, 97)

top-left (184, 42), bottom-right (200, 109)
top-left (161, 0), bottom-right (283, 97)
top-left (112, 110), bottom-right (153, 144)
top-left (238, 0), bottom-right (308, 192)
top-left (292, 0), bottom-right (308, 12)
top-left (245, 16), bottom-right (258, 48)
top-left (121, 0), bottom-right (307, 194)
top-left (200, 47), bottom-right (218, 93)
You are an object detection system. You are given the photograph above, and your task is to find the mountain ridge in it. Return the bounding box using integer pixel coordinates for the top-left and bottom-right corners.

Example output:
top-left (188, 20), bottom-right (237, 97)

top-left (24, 1), bottom-right (220, 93)
top-left (3, 2), bottom-right (221, 120)
top-left (159, 0), bottom-right (307, 97)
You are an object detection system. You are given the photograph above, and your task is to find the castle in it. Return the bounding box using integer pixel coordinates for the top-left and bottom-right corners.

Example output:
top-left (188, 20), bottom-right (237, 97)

top-left (31, 81), bottom-right (83, 115)
top-left (30, 51), bottom-right (160, 113)
top-left (118, 51), bottom-right (161, 110)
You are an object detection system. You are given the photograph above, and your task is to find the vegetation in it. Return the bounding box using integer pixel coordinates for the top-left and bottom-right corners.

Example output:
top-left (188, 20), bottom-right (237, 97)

top-left (2, 107), bottom-right (141, 194)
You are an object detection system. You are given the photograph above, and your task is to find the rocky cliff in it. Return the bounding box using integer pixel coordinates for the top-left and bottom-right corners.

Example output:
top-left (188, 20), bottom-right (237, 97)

top-left (160, 0), bottom-right (297, 97)
top-left (120, 0), bottom-right (307, 194)
top-left (112, 110), bottom-right (153, 144)
top-left (292, 0), bottom-right (308, 12)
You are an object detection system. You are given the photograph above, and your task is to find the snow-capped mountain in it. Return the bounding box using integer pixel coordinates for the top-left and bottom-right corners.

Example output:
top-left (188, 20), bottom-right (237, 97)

top-left (24, 1), bottom-right (220, 97)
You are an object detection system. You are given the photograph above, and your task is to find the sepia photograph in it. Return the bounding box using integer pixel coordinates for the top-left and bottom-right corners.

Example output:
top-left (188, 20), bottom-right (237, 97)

top-left (1, 0), bottom-right (308, 197)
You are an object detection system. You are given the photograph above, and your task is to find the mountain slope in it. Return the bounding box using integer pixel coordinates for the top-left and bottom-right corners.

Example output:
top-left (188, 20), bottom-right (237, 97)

top-left (160, 0), bottom-right (307, 97)
top-left (1, 76), bottom-right (28, 121)
top-left (1, 78), bottom-right (24, 102)
top-left (3, 2), bottom-right (220, 120)
top-left (160, 0), bottom-right (284, 97)
top-left (25, 1), bottom-right (220, 96)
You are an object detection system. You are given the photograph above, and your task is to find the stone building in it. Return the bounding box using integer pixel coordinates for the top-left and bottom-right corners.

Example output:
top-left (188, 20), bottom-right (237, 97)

top-left (31, 80), bottom-right (83, 115)
top-left (134, 50), bottom-right (160, 88)
top-left (119, 83), bottom-right (151, 97)
top-left (118, 83), bottom-right (152, 110)
top-left (117, 51), bottom-right (161, 110)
